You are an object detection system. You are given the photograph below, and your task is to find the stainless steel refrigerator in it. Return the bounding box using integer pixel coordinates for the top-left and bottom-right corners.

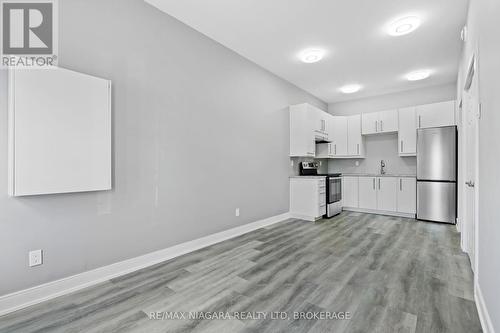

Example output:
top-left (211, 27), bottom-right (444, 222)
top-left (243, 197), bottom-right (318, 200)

top-left (417, 126), bottom-right (457, 224)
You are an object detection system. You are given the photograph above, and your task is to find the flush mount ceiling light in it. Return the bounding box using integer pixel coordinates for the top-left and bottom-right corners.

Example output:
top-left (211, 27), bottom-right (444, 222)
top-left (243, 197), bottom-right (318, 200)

top-left (339, 84), bottom-right (362, 94)
top-left (299, 48), bottom-right (325, 63)
top-left (387, 16), bottom-right (421, 36)
top-left (406, 70), bottom-right (431, 81)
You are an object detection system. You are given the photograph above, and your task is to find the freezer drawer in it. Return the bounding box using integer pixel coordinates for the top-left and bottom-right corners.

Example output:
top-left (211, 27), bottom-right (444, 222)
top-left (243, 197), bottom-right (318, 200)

top-left (417, 181), bottom-right (456, 223)
top-left (417, 126), bottom-right (457, 181)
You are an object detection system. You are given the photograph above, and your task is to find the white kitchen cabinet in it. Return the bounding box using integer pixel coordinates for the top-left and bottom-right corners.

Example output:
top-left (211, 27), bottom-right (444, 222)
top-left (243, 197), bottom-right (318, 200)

top-left (398, 107), bottom-right (417, 156)
top-left (290, 177), bottom-right (327, 221)
top-left (358, 177), bottom-right (377, 210)
top-left (378, 110), bottom-right (399, 133)
top-left (313, 108), bottom-right (330, 140)
top-left (290, 104), bottom-right (316, 157)
top-left (316, 143), bottom-right (334, 158)
top-left (361, 112), bottom-right (379, 135)
top-left (362, 110), bottom-right (398, 135)
top-left (330, 116), bottom-right (348, 156)
top-left (376, 177), bottom-right (398, 212)
top-left (397, 177), bottom-right (416, 214)
top-left (347, 114), bottom-right (364, 157)
top-left (342, 176), bottom-right (359, 208)
top-left (416, 100), bottom-right (456, 129)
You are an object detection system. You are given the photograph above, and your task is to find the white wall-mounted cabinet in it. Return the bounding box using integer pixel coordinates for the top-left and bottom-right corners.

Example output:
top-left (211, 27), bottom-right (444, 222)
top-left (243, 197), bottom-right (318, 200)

top-left (397, 177), bottom-right (416, 214)
top-left (398, 107), bottom-right (417, 156)
top-left (416, 100), bottom-right (456, 129)
top-left (361, 109), bottom-right (398, 135)
top-left (8, 68), bottom-right (112, 196)
top-left (329, 116), bottom-right (348, 156)
top-left (347, 115), bottom-right (364, 157)
top-left (342, 176), bottom-right (359, 208)
top-left (290, 103), bottom-right (330, 157)
top-left (290, 177), bottom-right (326, 221)
top-left (344, 176), bottom-right (416, 217)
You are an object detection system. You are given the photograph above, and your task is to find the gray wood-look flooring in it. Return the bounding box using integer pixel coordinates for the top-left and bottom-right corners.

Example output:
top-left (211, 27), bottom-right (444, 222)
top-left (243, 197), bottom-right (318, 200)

top-left (0, 212), bottom-right (482, 333)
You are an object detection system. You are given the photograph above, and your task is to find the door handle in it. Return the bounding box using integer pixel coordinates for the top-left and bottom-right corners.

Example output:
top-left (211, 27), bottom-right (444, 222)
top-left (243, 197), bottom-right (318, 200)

top-left (375, 120), bottom-right (378, 132)
top-left (357, 143), bottom-right (360, 155)
top-left (373, 178), bottom-right (375, 190)
top-left (380, 120), bottom-right (383, 132)
top-left (400, 178), bottom-right (402, 191)
top-left (418, 115), bottom-right (422, 128)
top-left (465, 180), bottom-right (475, 187)
top-left (378, 178), bottom-right (381, 190)
top-left (400, 140), bottom-right (403, 153)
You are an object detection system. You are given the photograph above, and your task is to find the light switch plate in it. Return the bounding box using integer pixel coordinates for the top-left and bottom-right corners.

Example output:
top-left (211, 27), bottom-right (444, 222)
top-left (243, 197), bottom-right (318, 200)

top-left (29, 249), bottom-right (43, 267)
top-left (235, 208), bottom-right (240, 217)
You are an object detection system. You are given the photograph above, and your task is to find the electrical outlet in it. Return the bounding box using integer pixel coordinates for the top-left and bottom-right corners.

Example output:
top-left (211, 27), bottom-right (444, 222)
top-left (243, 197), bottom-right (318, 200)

top-left (29, 249), bottom-right (43, 267)
top-left (290, 160), bottom-right (294, 167)
top-left (355, 161), bottom-right (360, 167)
top-left (235, 208), bottom-right (240, 217)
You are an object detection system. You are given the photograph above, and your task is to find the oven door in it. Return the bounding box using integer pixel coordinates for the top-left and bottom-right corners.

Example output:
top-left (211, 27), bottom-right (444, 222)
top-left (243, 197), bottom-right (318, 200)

top-left (328, 177), bottom-right (342, 204)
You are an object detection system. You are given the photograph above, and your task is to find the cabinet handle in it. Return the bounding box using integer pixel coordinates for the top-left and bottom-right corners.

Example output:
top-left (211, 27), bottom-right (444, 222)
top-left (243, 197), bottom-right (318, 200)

top-left (334, 144), bottom-right (337, 155)
top-left (400, 178), bottom-right (402, 191)
top-left (378, 178), bottom-right (381, 190)
top-left (329, 144), bottom-right (331, 155)
top-left (373, 178), bottom-right (375, 190)
top-left (357, 143), bottom-right (360, 155)
top-left (380, 120), bottom-right (383, 132)
top-left (418, 115), bottom-right (421, 128)
top-left (375, 120), bottom-right (378, 132)
top-left (401, 140), bottom-right (403, 152)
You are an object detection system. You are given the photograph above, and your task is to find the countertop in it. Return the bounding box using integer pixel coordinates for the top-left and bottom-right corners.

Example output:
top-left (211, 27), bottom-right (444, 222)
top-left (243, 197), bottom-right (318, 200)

top-left (341, 173), bottom-right (416, 178)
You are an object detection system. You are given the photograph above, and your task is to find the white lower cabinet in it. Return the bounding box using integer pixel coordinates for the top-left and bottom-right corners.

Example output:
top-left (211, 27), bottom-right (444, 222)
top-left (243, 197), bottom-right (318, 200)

top-left (376, 177), bottom-right (398, 212)
top-left (358, 177), bottom-right (377, 210)
top-left (397, 177), bottom-right (416, 214)
top-left (342, 176), bottom-right (359, 208)
top-left (347, 176), bottom-right (416, 217)
top-left (290, 177), bottom-right (326, 221)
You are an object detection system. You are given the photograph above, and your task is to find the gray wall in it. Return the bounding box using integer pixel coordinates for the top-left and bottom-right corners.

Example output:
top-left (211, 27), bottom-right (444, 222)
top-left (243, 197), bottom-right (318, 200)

top-left (458, 0), bottom-right (500, 330)
top-left (0, 0), bottom-right (325, 296)
top-left (327, 84), bottom-right (456, 175)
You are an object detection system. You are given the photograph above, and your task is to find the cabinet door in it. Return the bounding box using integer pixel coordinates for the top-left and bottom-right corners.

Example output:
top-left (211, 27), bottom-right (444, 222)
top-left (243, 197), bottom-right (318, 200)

top-left (377, 177), bottom-right (398, 212)
top-left (361, 112), bottom-right (379, 135)
top-left (342, 176), bottom-right (359, 208)
top-left (358, 177), bottom-right (377, 209)
top-left (398, 107), bottom-right (417, 156)
top-left (397, 177), bottom-right (416, 214)
top-left (290, 105), bottom-right (315, 157)
top-left (347, 114), bottom-right (363, 156)
top-left (331, 116), bottom-right (348, 156)
top-left (416, 101), bottom-right (455, 128)
top-left (378, 109), bottom-right (398, 133)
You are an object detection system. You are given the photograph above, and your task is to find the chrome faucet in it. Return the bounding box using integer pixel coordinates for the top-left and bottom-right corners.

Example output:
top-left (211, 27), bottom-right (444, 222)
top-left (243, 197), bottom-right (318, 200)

top-left (380, 160), bottom-right (386, 175)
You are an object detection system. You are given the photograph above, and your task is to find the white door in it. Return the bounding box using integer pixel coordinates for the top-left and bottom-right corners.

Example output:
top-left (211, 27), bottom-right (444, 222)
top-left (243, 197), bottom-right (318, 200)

top-left (377, 177), bottom-right (398, 212)
top-left (359, 177), bottom-right (377, 209)
top-left (398, 107), bottom-right (417, 156)
top-left (378, 110), bottom-right (398, 133)
top-left (463, 58), bottom-right (479, 272)
top-left (342, 176), bottom-right (359, 208)
top-left (416, 101), bottom-right (456, 129)
top-left (397, 177), bottom-right (416, 214)
top-left (331, 116), bottom-right (348, 156)
top-left (361, 112), bottom-right (379, 135)
top-left (347, 115), bottom-right (362, 156)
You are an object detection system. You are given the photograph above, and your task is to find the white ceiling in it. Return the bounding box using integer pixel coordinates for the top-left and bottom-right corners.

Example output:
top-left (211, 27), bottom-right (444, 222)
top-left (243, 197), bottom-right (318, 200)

top-left (146, 0), bottom-right (468, 103)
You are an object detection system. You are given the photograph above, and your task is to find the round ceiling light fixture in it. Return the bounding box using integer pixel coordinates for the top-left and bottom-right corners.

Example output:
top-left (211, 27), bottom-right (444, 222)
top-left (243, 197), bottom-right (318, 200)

top-left (339, 84), bottom-right (362, 94)
top-left (406, 69), bottom-right (431, 81)
top-left (387, 16), bottom-right (421, 36)
top-left (299, 48), bottom-right (326, 63)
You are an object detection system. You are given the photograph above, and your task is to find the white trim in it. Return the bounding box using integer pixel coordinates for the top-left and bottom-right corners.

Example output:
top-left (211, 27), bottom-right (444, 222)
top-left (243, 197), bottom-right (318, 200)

top-left (0, 212), bottom-right (291, 316)
top-left (475, 282), bottom-right (496, 333)
top-left (342, 207), bottom-right (415, 219)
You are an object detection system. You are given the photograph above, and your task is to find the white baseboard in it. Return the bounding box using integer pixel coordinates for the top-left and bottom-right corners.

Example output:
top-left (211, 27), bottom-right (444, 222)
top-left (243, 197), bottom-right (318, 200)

top-left (342, 207), bottom-right (416, 219)
top-left (0, 212), bottom-right (291, 317)
top-left (475, 282), bottom-right (496, 333)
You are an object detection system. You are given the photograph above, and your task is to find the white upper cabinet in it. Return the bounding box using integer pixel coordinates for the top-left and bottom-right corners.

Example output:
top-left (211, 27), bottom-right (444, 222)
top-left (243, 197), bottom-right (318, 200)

top-left (362, 110), bottom-right (398, 135)
top-left (361, 112), bottom-right (379, 135)
top-left (290, 104), bottom-right (316, 157)
top-left (347, 114), bottom-right (364, 157)
top-left (312, 107), bottom-right (329, 141)
top-left (398, 107), bottom-right (417, 156)
top-left (330, 116), bottom-right (348, 156)
top-left (416, 100), bottom-right (456, 129)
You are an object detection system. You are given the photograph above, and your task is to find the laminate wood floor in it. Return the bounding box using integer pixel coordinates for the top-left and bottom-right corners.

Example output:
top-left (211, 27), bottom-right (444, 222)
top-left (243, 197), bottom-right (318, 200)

top-left (0, 212), bottom-right (482, 333)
